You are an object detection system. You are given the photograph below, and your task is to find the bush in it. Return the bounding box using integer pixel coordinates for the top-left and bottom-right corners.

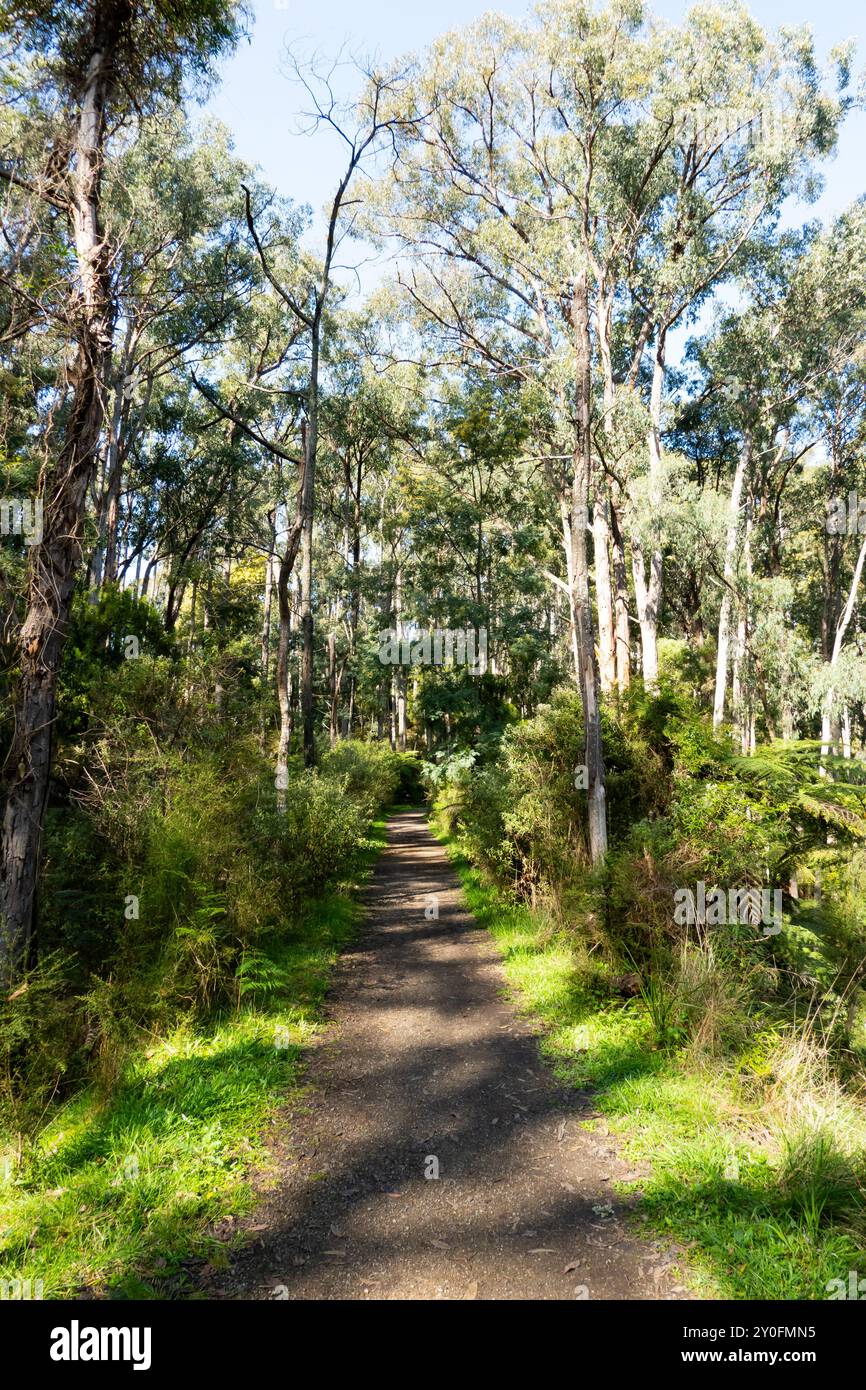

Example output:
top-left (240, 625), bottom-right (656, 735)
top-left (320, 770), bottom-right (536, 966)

top-left (16, 715), bottom-right (395, 1141)
top-left (0, 954), bottom-right (82, 1140)
top-left (319, 739), bottom-right (403, 818)
top-left (438, 684), bottom-right (866, 1070)
top-left (432, 689), bottom-right (663, 906)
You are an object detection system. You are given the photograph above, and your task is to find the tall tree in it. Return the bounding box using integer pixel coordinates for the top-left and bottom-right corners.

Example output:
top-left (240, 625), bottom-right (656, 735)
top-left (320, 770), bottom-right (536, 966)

top-left (0, 0), bottom-right (244, 980)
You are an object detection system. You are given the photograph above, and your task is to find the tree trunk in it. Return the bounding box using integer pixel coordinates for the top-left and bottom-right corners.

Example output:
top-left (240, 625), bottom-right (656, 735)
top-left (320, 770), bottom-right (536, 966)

top-left (259, 542), bottom-right (276, 751)
top-left (300, 404), bottom-right (316, 766)
top-left (394, 563), bottom-right (407, 752)
top-left (275, 493), bottom-right (305, 810)
top-left (631, 330), bottom-right (666, 690)
top-left (571, 272), bottom-right (607, 864)
top-left (327, 627), bottom-right (339, 749)
top-left (559, 499), bottom-right (581, 681)
top-left (593, 489), bottom-right (616, 695)
top-left (592, 292), bottom-right (619, 697)
top-left (713, 434), bottom-right (752, 730)
top-left (88, 336), bottom-right (128, 594)
top-left (732, 503), bottom-right (753, 754)
top-left (0, 10), bottom-right (128, 982)
top-left (821, 531), bottom-right (866, 761)
top-left (609, 493), bottom-right (631, 692)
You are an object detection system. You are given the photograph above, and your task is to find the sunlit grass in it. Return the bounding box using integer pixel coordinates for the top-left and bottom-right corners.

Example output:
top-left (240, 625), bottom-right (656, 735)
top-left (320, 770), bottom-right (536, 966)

top-left (433, 819), bottom-right (866, 1301)
top-left (0, 816), bottom-right (387, 1300)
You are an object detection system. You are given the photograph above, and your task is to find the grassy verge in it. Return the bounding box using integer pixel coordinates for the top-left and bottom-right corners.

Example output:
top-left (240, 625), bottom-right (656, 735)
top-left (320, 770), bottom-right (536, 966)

top-left (430, 815), bottom-right (866, 1300)
top-left (0, 815), bottom-right (388, 1301)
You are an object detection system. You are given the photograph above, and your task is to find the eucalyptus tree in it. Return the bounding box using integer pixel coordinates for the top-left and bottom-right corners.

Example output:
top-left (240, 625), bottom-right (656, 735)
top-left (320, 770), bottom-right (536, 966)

top-left (406, 379), bottom-right (548, 654)
top-left (0, 0), bottom-right (245, 981)
top-left (370, 0), bottom-right (847, 860)
top-left (241, 56), bottom-right (418, 766)
top-left (689, 206), bottom-right (866, 736)
top-left (608, 5), bottom-right (848, 691)
top-left (88, 113), bottom-right (256, 593)
top-left (316, 328), bottom-right (423, 741)
top-left (190, 225), bottom-right (310, 801)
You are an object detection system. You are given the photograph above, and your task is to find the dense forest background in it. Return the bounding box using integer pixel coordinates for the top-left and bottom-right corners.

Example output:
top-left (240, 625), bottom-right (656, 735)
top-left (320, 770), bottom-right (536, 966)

top-left (2, 0), bottom-right (866, 1300)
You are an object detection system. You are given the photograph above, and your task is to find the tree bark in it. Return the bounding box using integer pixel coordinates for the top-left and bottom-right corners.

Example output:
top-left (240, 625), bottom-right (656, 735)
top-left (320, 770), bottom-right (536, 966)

top-left (300, 389), bottom-right (316, 766)
top-left (571, 272), bottom-right (607, 864)
top-left (276, 491), bottom-right (305, 810)
top-left (259, 536), bottom-right (276, 752)
top-left (394, 563), bottom-right (407, 752)
top-left (713, 434), bottom-right (752, 730)
top-left (630, 331), bottom-right (666, 690)
top-left (821, 531), bottom-right (866, 760)
top-left (593, 489), bottom-right (616, 695)
top-left (609, 493), bottom-right (631, 693)
top-left (1, 4), bottom-right (130, 982)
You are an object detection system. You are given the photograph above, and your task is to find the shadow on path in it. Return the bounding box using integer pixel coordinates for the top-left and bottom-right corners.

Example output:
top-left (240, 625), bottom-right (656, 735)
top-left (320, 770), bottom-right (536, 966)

top-left (207, 811), bottom-right (690, 1301)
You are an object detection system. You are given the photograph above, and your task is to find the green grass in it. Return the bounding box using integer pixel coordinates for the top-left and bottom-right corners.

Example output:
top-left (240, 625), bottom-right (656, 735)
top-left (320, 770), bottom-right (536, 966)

top-left (0, 815), bottom-right (388, 1300)
top-left (431, 817), bottom-right (866, 1301)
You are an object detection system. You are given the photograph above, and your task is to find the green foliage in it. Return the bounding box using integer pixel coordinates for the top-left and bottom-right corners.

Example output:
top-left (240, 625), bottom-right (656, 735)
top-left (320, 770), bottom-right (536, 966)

top-left (443, 683), bottom-right (866, 1072)
top-left (319, 739), bottom-right (405, 818)
top-left (6, 645), bottom-right (400, 1150)
top-left (0, 955), bottom-right (80, 1140)
top-left (433, 688), bottom-right (665, 902)
top-left (437, 825), bottom-right (866, 1300)
top-left (0, 867), bottom-right (377, 1299)
top-left (59, 587), bottom-right (174, 737)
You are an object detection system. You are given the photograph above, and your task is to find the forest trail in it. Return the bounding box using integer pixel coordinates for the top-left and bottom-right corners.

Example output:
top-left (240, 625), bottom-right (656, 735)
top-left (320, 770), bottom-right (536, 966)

top-left (209, 810), bottom-right (690, 1301)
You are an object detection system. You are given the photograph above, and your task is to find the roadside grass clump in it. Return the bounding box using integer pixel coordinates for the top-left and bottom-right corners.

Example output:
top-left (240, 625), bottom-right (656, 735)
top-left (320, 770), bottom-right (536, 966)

top-left (0, 725), bottom-right (395, 1297)
top-left (0, 819), bottom-right (387, 1300)
top-left (432, 808), bottom-right (866, 1300)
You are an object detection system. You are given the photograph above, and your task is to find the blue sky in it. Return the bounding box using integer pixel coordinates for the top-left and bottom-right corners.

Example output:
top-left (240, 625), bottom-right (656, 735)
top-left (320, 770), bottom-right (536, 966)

top-left (207, 0), bottom-right (864, 228)
top-left (204, 0), bottom-right (865, 352)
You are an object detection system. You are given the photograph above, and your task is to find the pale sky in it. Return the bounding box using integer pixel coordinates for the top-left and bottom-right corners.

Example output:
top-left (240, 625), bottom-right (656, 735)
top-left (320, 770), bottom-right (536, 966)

top-left (202, 0), bottom-right (865, 355)
top-left (207, 0), bottom-right (864, 224)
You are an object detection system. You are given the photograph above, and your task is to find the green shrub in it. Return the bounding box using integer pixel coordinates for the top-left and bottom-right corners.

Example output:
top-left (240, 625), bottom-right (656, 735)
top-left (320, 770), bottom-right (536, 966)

top-left (320, 739), bottom-right (404, 817)
top-left (0, 954), bottom-right (82, 1141)
top-left (432, 689), bottom-right (663, 906)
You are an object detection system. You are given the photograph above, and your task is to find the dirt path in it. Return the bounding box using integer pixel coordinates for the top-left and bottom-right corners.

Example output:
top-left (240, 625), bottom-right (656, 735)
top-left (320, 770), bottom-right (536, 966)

top-left (210, 810), bottom-right (690, 1301)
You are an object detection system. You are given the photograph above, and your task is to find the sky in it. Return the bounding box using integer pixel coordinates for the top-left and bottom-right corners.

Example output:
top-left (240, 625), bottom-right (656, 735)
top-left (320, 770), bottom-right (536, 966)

top-left (207, 0), bottom-right (865, 224)
top-left (203, 0), bottom-right (866, 353)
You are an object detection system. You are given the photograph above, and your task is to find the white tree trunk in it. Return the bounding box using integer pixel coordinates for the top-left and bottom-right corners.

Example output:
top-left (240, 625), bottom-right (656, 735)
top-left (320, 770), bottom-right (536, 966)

top-left (821, 531), bottom-right (866, 761)
top-left (632, 332), bottom-right (666, 690)
top-left (713, 436), bottom-right (752, 730)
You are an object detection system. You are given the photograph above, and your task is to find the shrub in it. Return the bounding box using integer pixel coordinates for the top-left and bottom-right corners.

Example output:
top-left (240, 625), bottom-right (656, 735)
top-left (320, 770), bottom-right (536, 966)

top-left (0, 954), bottom-right (82, 1141)
top-left (320, 739), bottom-right (404, 818)
top-left (434, 690), bottom-right (663, 907)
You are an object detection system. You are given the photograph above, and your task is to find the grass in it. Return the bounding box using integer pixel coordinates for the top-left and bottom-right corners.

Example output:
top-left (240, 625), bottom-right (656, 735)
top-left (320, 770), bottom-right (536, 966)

top-left (430, 815), bottom-right (866, 1301)
top-left (0, 815), bottom-right (388, 1300)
